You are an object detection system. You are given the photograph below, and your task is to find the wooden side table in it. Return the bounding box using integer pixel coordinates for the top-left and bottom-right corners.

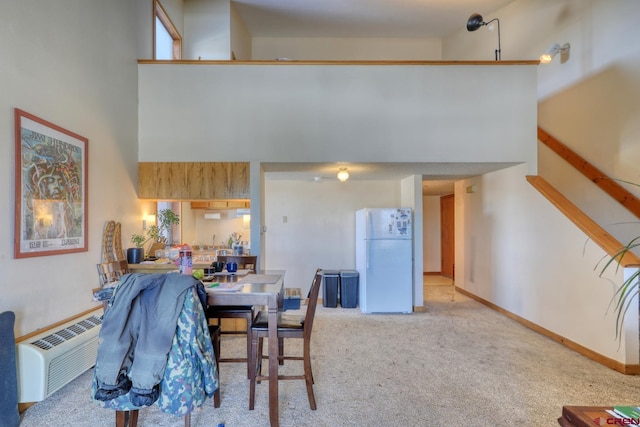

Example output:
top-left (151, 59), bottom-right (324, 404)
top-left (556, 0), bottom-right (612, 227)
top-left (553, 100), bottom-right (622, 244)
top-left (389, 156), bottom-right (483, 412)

top-left (558, 406), bottom-right (620, 426)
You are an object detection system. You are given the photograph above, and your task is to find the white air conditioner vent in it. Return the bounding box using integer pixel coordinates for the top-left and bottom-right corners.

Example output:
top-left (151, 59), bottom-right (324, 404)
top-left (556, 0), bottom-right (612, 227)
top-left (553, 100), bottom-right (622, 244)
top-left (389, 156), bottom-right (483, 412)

top-left (30, 315), bottom-right (101, 350)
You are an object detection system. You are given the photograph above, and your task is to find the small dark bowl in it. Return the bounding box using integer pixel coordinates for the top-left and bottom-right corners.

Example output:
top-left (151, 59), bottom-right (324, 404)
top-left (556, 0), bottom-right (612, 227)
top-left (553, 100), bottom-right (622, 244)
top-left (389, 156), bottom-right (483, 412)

top-left (211, 261), bottom-right (225, 272)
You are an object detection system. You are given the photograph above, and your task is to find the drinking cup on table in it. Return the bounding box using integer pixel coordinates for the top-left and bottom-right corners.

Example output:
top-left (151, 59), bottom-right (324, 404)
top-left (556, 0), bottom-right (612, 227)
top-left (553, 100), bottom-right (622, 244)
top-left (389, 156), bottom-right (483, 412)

top-left (226, 262), bottom-right (238, 273)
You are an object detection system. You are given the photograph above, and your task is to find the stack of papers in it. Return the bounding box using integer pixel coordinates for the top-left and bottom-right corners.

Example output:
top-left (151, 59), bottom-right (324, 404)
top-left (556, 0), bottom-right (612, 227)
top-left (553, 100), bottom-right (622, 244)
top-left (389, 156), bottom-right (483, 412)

top-left (206, 283), bottom-right (244, 292)
top-left (237, 274), bottom-right (280, 284)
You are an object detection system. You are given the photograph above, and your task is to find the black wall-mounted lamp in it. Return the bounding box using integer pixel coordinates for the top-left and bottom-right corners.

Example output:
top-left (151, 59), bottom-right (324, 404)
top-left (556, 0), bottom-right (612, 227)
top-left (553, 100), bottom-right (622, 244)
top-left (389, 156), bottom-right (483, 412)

top-left (466, 13), bottom-right (501, 61)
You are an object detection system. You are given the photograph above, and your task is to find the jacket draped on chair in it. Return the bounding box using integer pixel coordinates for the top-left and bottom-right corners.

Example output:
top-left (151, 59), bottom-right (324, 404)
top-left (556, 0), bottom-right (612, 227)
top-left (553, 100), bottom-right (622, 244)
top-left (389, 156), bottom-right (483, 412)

top-left (92, 273), bottom-right (218, 416)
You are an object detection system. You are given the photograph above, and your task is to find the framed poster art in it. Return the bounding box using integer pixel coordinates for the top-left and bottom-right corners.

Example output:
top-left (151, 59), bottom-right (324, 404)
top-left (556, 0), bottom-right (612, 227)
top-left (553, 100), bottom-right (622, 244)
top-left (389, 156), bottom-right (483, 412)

top-left (14, 109), bottom-right (88, 258)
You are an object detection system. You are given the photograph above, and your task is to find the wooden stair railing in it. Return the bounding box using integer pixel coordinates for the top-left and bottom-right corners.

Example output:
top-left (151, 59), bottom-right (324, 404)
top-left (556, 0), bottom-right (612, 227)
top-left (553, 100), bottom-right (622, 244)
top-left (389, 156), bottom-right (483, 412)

top-left (527, 175), bottom-right (640, 267)
top-left (538, 126), bottom-right (640, 219)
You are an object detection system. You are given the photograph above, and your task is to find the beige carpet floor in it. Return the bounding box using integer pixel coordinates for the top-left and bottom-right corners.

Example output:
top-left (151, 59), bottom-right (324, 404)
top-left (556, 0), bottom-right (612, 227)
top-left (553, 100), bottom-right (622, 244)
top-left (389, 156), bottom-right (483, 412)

top-left (18, 287), bottom-right (640, 427)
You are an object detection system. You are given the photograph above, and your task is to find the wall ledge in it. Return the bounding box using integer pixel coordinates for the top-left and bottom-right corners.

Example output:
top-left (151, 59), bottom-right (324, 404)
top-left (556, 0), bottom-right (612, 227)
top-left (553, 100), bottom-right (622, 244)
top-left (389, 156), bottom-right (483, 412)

top-left (138, 59), bottom-right (540, 66)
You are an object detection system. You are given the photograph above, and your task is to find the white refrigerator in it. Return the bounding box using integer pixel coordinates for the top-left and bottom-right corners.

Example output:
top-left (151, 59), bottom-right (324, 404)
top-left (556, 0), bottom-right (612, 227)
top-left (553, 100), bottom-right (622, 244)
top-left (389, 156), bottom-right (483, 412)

top-left (355, 208), bottom-right (413, 314)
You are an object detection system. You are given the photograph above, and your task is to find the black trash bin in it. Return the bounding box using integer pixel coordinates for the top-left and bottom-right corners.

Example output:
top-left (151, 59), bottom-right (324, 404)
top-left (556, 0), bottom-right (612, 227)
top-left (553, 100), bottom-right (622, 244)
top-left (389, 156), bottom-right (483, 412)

top-left (322, 270), bottom-right (339, 307)
top-left (339, 270), bottom-right (359, 308)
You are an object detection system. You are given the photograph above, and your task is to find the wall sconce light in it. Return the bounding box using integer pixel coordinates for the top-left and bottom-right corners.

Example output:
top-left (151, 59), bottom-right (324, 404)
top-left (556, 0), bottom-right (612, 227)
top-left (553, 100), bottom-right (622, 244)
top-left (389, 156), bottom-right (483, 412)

top-left (143, 213), bottom-right (156, 230)
top-left (466, 13), bottom-right (501, 61)
top-left (539, 43), bottom-right (571, 64)
top-left (337, 168), bottom-right (349, 182)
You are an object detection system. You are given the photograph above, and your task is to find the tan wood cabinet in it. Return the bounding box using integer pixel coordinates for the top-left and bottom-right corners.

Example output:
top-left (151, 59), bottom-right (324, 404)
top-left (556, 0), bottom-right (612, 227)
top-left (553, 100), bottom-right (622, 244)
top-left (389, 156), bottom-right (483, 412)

top-left (190, 200), bottom-right (250, 209)
top-left (138, 162), bottom-right (249, 200)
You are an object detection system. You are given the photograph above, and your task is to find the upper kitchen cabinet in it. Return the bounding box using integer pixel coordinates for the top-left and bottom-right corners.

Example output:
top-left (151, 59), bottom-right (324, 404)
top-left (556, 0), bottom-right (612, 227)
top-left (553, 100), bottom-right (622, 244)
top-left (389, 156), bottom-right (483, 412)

top-left (190, 200), bottom-right (250, 209)
top-left (138, 162), bottom-right (249, 200)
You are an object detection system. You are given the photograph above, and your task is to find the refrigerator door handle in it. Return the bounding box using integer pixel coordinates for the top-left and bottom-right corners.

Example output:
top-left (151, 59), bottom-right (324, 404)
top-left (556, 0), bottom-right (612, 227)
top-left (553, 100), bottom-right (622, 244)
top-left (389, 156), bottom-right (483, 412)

top-left (365, 210), bottom-right (371, 269)
top-left (365, 240), bottom-right (370, 270)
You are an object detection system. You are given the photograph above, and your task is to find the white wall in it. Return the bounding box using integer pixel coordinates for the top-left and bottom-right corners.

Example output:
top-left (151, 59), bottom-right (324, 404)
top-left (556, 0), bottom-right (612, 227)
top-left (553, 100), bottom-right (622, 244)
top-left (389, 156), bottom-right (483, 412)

top-left (455, 164), bottom-right (638, 363)
top-left (537, 61), bottom-right (640, 249)
top-left (251, 37), bottom-right (441, 61)
top-left (230, 3), bottom-right (252, 60)
top-left (401, 175), bottom-right (424, 305)
top-left (444, 0), bottom-right (640, 100)
top-left (138, 63), bottom-right (537, 164)
top-left (136, 0), bottom-right (154, 59)
top-left (0, 1), bottom-right (141, 336)
top-left (264, 180), bottom-right (402, 295)
top-left (439, 0), bottom-right (640, 364)
top-left (183, 0), bottom-right (230, 60)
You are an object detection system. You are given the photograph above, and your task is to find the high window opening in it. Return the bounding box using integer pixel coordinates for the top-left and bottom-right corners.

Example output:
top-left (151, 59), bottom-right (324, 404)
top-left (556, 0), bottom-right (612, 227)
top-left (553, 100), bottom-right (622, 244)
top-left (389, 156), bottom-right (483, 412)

top-left (154, 1), bottom-right (181, 60)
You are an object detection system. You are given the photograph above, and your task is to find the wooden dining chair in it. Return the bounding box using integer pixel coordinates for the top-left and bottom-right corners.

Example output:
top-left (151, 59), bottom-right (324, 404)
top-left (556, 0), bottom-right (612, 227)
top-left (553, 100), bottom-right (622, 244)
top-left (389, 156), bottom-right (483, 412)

top-left (114, 325), bottom-right (221, 427)
top-left (94, 260), bottom-right (130, 311)
top-left (96, 260), bottom-right (129, 287)
top-left (107, 284), bottom-right (221, 427)
top-left (248, 270), bottom-right (323, 411)
top-left (207, 255), bottom-right (258, 377)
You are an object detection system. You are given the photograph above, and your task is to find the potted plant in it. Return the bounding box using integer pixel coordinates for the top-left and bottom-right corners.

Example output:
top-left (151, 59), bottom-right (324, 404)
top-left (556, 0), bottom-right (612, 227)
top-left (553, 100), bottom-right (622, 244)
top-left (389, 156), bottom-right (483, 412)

top-left (599, 237), bottom-right (640, 339)
top-left (590, 177), bottom-right (640, 342)
top-left (127, 209), bottom-right (180, 264)
top-left (148, 209), bottom-right (180, 246)
top-left (127, 234), bottom-right (146, 264)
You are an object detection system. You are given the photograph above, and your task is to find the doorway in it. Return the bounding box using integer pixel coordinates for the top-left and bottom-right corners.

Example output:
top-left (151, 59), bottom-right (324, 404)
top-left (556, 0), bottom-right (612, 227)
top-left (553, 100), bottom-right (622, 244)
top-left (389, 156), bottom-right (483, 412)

top-left (440, 194), bottom-right (454, 279)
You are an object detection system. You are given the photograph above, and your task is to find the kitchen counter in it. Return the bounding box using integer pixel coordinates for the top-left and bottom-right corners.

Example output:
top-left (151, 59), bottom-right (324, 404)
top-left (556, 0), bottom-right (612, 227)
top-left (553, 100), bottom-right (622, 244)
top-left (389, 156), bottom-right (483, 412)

top-left (128, 263), bottom-right (179, 274)
top-left (128, 262), bottom-right (215, 274)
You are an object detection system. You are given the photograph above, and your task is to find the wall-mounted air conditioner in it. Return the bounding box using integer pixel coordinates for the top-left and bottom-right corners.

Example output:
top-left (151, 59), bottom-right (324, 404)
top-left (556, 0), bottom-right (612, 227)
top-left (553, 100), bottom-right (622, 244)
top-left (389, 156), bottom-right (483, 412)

top-left (16, 312), bottom-right (102, 402)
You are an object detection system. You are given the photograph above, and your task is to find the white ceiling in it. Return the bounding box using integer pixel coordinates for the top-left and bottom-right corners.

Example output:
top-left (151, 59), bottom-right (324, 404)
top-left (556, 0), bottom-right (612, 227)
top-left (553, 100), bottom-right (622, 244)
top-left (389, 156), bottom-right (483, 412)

top-left (234, 0), bottom-right (519, 194)
top-left (263, 162), bottom-right (520, 195)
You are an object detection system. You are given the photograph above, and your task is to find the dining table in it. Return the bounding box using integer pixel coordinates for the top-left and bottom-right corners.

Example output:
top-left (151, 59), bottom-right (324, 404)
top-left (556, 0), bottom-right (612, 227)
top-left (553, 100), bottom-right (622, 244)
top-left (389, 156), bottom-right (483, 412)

top-left (205, 270), bottom-right (285, 427)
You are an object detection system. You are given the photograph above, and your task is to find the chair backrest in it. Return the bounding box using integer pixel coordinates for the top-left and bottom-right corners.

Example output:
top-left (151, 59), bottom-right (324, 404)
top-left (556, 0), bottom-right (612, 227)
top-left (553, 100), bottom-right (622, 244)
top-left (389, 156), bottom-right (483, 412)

top-left (303, 270), bottom-right (323, 338)
top-left (97, 260), bottom-right (129, 287)
top-left (101, 220), bottom-right (127, 263)
top-left (113, 222), bottom-right (126, 261)
top-left (217, 255), bottom-right (257, 273)
top-left (101, 220), bottom-right (117, 262)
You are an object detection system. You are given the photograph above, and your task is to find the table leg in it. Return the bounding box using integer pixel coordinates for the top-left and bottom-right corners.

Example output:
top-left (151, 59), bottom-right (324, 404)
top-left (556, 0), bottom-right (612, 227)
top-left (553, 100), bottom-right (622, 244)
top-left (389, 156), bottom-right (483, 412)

top-left (268, 300), bottom-right (279, 427)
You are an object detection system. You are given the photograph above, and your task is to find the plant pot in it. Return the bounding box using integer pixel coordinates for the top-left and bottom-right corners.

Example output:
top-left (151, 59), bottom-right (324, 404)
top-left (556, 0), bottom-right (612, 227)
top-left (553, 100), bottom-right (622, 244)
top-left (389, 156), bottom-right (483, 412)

top-left (127, 247), bottom-right (144, 264)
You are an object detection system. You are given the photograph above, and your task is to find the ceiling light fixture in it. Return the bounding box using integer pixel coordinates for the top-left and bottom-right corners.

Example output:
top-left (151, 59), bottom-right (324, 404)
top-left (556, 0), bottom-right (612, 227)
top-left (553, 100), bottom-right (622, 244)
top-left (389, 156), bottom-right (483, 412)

top-left (539, 43), bottom-right (571, 64)
top-left (466, 13), bottom-right (501, 61)
top-left (337, 168), bottom-right (349, 182)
